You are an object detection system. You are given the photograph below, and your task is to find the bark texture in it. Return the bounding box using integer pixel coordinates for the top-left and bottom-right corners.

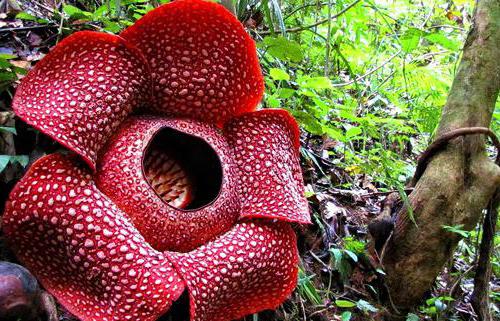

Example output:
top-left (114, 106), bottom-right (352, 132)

top-left (382, 0), bottom-right (500, 311)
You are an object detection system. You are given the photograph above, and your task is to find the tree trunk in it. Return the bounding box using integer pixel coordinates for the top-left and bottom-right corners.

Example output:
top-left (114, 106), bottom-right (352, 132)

top-left (382, 0), bottom-right (500, 312)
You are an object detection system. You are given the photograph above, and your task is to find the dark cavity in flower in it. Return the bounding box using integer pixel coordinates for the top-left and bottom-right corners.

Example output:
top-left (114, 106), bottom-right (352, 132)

top-left (143, 127), bottom-right (223, 210)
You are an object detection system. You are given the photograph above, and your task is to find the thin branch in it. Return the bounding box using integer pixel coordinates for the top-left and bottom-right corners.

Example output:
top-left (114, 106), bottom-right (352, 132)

top-left (427, 24), bottom-right (466, 31)
top-left (331, 49), bottom-right (402, 87)
top-left (284, 2), bottom-right (328, 20)
top-left (260, 0), bottom-right (362, 35)
top-left (0, 24), bottom-right (57, 33)
top-left (324, 0), bottom-right (332, 77)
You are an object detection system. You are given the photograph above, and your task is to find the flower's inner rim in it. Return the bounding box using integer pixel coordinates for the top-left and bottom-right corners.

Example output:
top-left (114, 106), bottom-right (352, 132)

top-left (143, 127), bottom-right (223, 211)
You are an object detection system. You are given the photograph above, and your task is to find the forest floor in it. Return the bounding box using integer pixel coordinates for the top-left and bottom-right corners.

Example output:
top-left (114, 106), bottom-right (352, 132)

top-left (0, 1), bottom-right (498, 321)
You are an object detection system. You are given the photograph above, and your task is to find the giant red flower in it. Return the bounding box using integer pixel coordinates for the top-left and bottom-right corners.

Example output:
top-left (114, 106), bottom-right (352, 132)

top-left (2, 1), bottom-right (310, 320)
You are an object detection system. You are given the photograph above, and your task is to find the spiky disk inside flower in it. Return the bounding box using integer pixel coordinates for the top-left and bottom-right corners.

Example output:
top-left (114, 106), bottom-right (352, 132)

top-left (96, 116), bottom-right (240, 252)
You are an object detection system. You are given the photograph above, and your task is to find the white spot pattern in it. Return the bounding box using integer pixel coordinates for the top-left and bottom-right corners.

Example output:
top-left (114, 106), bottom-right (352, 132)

top-left (168, 220), bottom-right (298, 321)
top-left (3, 154), bottom-right (185, 321)
top-left (96, 116), bottom-right (240, 252)
top-left (12, 31), bottom-right (150, 170)
top-left (6, 1), bottom-right (310, 320)
top-left (121, 0), bottom-right (263, 124)
top-left (224, 109), bottom-right (311, 223)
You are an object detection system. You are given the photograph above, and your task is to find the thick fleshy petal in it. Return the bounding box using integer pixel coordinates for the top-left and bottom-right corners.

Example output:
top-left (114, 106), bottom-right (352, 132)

top-left (224, 109), bottom-right (310, 223)
top-left (121, 0), bottom-right (264, 125)
top-left (96, 116), bottom-right (240, 252)
top-left (12, 31), bottom-right (150, 170)
top-left (168, 220), bottom-right (298, 321)
top-left (3, 154), bottom-right (185, 321)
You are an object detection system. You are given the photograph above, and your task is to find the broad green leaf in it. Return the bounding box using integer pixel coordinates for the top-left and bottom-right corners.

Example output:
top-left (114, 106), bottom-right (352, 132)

top-left (324, 127), bottom-right (344, 141)
top-left (266, 96), bottom-right (281, 108)
top-left (261, 37), bottom-right (303, 62)
top-left (425, 32), bottom-right (460, 51)
top-left (335, 300), bottom-right (356, 308)
top-left (0, 59), bottom-right (13, 69)
top-left (16, 12), bottom-right (38, 21)
top-left (0, 73), bottom-right (16, 82)
top-left (300, 77), bottom-right (332, 90)
top-left (0, 127), bottom-right (17, 135)
top-left (293, 111), bottom-right (323, 135)
top-left (406, 313), bottom-right (419, 321)
top-left (10, 155), bottom-right (29, 167)
top-left (103, 20), bottom-right (123, 33)
top-left (401, 28), bottom-right (423, 53)
top-left (0, 155), bottom-right (9, 172)
top-left (341, 311), bottom-right (352, 321)
top-left (63, 5), bottom-right (93, 20)
top-left (345, 127), bottom-right (362, 140)
top-left (269, 68), bottom-right (290, 81)
top-left (0, 54), bottom-right (16, 60)
top-left (344, 250), bottom-right (358, 263)
top-left (275, 88), bottom-right (295, 99)
top-left (357, 299), bottom-right (378, 312)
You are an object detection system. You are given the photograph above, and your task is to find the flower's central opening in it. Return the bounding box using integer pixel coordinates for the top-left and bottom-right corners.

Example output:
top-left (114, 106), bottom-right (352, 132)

top-left (143, 127), bottom-right (223, 210)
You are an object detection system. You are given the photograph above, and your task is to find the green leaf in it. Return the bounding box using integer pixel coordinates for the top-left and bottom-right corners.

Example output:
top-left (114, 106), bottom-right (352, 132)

top-left (16, 12), bottom-right (38, 21)
top-left (269, 68), bottom-right (290, 81)
top-left (0, 127), bottom-right (17, 135)
top-left (103, 20), bottom-right (123, 33)
top-left (406, 313), bottom-right (419, 321)
top-left (344, 250), bottom-right (358, 263)
top-left (292, 111), bottom-right (323, 135)
top-left (261, 37), bottom-right (303, 62)
top-left (357, 299), bottom-right (378, 313)
top-left (335, 300), bottom-right (357, 308)
top-left (275, 88), bottom-right (295, 99)
top-left (324, 127), bottom-right (344, 141)
top-left (63, 5), bottom-right (93, 20)
top-left (341, 311), bottom-right (352, 321)
top-left (424, 32), bottom-right (460, 51)
top-left (345, 127), bottom-right (362, 140)
top-left (344, 237), bottom-right (366, 254)
top-left (10, 155), bottom-right (29, 167)
top-left (267, 96), bottom-right (281, 108)
top-left (0, 59), bottom-right (12, 69)
top-left (401, 28), bottom-right (423, 53)
top-left (0, 72), bottom-right (16, 82)
top-left (0, 54), bottom-right (16, 60)
top-left (442, 224), bottom-right (470, 238)
top-left (297, 268), bottom-right (322, 305)
top-left (0, 155), bottom-right (9, 172)
top-left (299, 76), bottom-right (332, 90)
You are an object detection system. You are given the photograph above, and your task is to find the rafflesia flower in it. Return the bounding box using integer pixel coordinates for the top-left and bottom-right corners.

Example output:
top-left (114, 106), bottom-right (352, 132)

top-left (3, 1), bottom-right (310, 320)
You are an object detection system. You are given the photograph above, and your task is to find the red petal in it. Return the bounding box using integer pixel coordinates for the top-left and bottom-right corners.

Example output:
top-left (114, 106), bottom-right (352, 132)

top-left (12, 31), bottom-right (151, 170)
top-left (121, 0), bottom-right (264, 125)
top-left (3, 154), bottom-right (185, 321)
top-left (96, 116), bottom-right (240, 252)
top-left (168, 220), bottom-right (298, 321)
top-left (224, 109), bottom-right (310, 223)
